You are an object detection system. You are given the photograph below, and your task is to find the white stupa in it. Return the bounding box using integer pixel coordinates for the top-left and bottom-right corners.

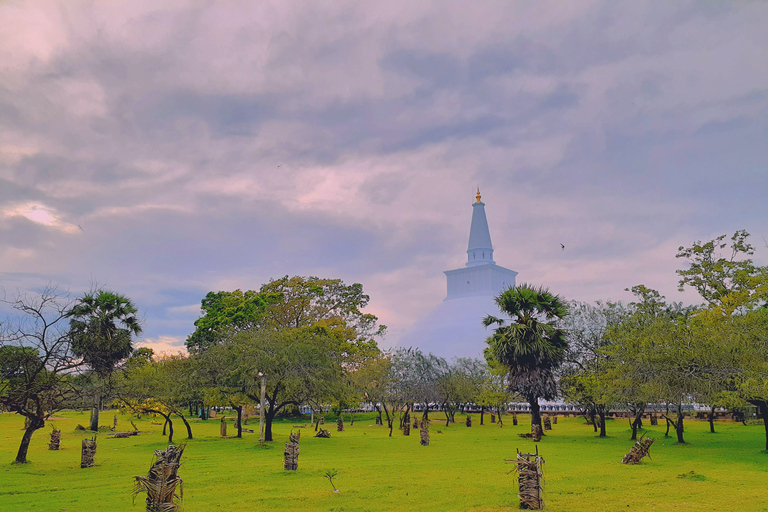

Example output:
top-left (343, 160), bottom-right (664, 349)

top-left (399, 190), bottom-right (517, 359)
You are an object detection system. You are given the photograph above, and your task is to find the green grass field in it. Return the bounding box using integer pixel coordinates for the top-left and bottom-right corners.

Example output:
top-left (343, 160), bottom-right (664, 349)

top-left (2, 411), bottom-right (767, 512)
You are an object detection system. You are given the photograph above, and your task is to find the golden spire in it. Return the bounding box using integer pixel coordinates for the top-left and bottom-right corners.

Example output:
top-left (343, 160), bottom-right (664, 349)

top-left (476, 187), bottom-right (481, 203)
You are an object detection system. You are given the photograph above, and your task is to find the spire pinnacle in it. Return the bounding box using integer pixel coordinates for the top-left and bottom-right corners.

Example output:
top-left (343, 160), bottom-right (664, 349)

top-left (466, 191), bottom-right (494, 267)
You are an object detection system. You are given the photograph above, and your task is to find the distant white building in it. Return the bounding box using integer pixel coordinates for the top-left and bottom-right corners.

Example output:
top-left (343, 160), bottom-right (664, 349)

top-left (398, 190), bottom-right (517, 359)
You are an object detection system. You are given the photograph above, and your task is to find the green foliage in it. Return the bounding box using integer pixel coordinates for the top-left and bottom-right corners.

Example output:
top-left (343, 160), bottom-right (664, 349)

top-left (484, 284), bottom-right (569, 410)
top-left (186, 290), bottom-right (281, 353)
top-left (323, 468), bottom-right (339, 491)
top-left (68, 290), bottom-right (143, 378)
top-left (676, 229), bottom-right (768, 313)
top-left (186, 277), bottom-right (385, 360)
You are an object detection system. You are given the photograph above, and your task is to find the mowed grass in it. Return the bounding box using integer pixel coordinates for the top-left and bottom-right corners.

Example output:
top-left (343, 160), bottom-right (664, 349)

top-left (1, 411), bottom-right (767, 512)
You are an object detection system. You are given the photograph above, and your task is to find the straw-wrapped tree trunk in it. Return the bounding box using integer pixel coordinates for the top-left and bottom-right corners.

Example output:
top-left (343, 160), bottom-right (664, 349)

top-left (81, 436), bottom-right (97, 468)
top-left (622, 436), bottom-right (654, 464)
top-left (133, 444), bottom-right (185, 511)
top-left (507, 448), bottom-right (544, 510)
top-left (284, 432), bottom-right (300, 470)
top-left (419, 419), bottom-right (430, 446)
top-left (49, 427), bottom-right (61, 450)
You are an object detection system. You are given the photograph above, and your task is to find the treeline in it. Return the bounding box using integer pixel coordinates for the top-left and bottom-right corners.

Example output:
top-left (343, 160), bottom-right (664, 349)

top-left (560, 230), bottom-right (768, 448)
top-left (2, 231), bottom-right (767, 465)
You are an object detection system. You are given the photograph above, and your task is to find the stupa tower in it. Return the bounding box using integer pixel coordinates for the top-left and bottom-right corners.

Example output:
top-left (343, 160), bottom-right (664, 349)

top-left (444, 189), bottom-right (517, 300)
top-left (398, 190), bottom-right (517, 359)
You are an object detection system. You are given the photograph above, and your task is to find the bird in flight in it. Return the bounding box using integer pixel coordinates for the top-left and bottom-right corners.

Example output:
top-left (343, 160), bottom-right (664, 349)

top-left (560, 243), bottom-right (565, 251)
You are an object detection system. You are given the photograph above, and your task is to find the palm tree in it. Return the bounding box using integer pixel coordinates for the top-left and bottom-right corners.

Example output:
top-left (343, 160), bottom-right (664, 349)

top-left (483, 283), bottom-right (568, 429)
top-left (68, 290), bottom-right (143, 431)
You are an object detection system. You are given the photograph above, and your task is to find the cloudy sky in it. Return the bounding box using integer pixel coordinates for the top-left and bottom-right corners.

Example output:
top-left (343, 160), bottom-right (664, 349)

top-left (1, 1), bottom-right (767, 354)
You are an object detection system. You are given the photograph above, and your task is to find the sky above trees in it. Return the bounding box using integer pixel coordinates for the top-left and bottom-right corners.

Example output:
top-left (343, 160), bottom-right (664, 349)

top-left (1, 1), bottom-right (766, 354)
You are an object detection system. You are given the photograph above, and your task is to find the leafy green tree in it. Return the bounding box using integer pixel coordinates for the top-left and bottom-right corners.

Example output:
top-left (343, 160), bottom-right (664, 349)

top-left (68, 290), bottom-right (142, 431)
top-left (434, 358), bottom-right (487, 426)
top-left (476, 355), bottom-right (519, 426)
top-left (483, 284), bottom-right (569, 430)
top-left (560, 300), bottom-right (628, 437)
top-left (606, 287), bottom-right (708, 444)
top-left (347, 355), bottom-right (392, 427)
top-left (676, 230), bottom-right (767, 314)
top-left (198, 327), bottom-right (340, 441)
top-left (260, 276), bottom-right (384, 364)
top-left (715, 308), bottom-right (768, 450)
top-left (187, 276), bottom-right (384, 433)
top-left (186, 290), bottom-right (282, 353)
top-left (187, 277), bottom-right (384, 361)
top-left (0, 287), bottom-right (80, 463)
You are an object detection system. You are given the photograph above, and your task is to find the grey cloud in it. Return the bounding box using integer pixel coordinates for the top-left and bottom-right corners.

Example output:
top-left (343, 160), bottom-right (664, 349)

top-left (1, 0), bottom-right (767, 351)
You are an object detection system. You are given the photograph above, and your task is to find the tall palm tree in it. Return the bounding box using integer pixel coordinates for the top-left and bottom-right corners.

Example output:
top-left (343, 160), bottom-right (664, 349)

top-left (483, 283), bottom-right (568, 429)
top-left (69, 290), bottom-right (143, 431)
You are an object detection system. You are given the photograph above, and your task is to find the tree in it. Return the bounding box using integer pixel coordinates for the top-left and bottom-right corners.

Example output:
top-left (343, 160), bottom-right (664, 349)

top-left (116, 354), bottom-right (197, 443)
top-left (483, 284), bottom-right (569, 430)
top-left (434, 358), bottom-right (487, 426)
top-left (715, 307), bottom-right (768, 450)
top-left (676, 230), bottom-right (768, 314)
top-left (347, 355), bottom-right (392, 428)
top-left (476, 356), bottom-right (519, 426)
top-left (560, 300), bottom-right (637, 437)
top-left (187, 277), bottom-right (384, 362)
top-left (185, 289), bottom-right (282, 353)
top-left (606, 287), bottom-right (707, 444)
top-left (198, 327), bottom-right (340, 441)
top-left (676, 230), bottom-right (768, 443)
top-left (68, 290), bottom-right (143, 431)
top-left (0, 287), bottom-right (80, 463)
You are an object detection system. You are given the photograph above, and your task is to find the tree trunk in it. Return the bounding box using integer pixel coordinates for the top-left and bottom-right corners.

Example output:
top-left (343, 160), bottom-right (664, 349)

top-left (15, 415), bottom-right (44, 463)
top-left (589, 409), bottom-right (598, 432)
top-left (163, 418), bottom-right (168, 436)
top-left (708, 405), bottom-right (716, 434)
top-left (235, 405), bottom-right (243, 439)
top-left (382, 404), bottom-right (393, 437)
top-left (751, 400), bottom-right (768, 452)
top-left (676, 411), bottom-right (685, 444)
top-left (598, 410), bottom-right (607, 437)
top-left (265, 409), bottom-right (277, 442)
top-left (178, 413), bottom-right (193, 439)
top-left (630, 411), bottom-right (643, 441)
top-left (90, 390), bottom-right (101, 432)
top-left (163, 413), bottom-right (174, 444)
top-left (480, 407), bottom-right (485, 425)
top-left (528, 394), bottom-right (542, 429)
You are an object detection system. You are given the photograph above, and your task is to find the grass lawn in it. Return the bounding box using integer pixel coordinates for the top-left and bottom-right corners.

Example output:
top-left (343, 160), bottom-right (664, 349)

top-left (1, 411), bottom-right (767, 512)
